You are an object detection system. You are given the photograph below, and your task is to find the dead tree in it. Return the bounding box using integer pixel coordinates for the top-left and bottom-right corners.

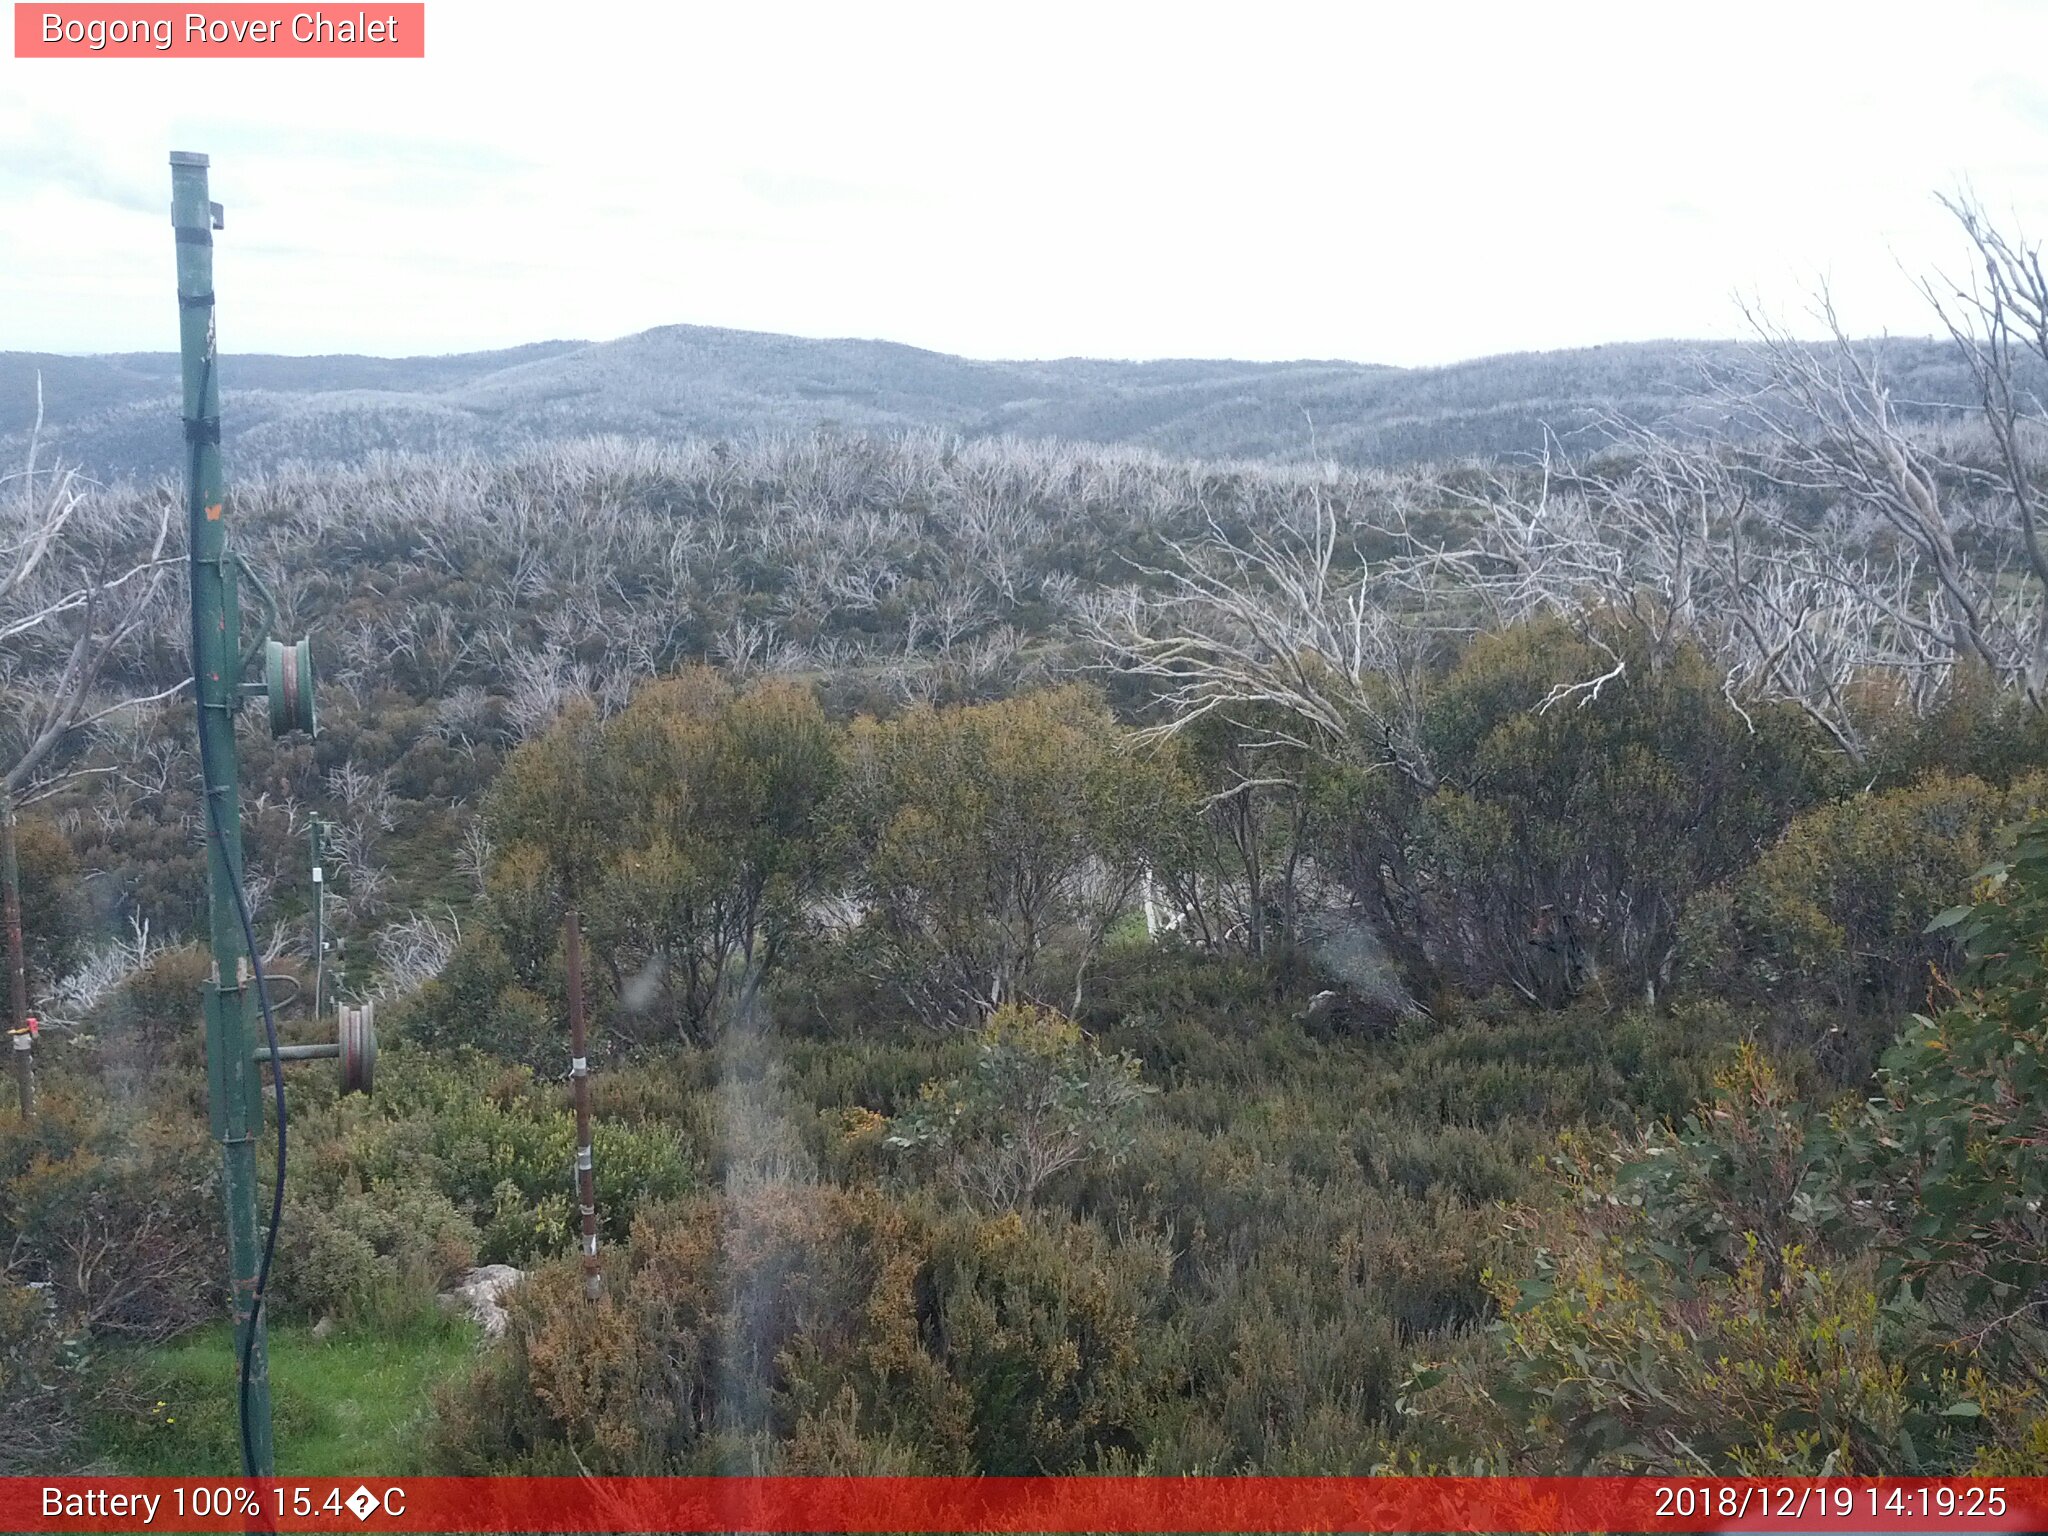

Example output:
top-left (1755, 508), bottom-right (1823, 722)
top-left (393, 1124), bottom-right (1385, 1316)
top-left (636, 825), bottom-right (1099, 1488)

top-left (2, 388), bottom-right (184, 1042)
top-left (1087, 481), bottom-right (1434, 788)
top-left (1728, 288), bottom-right (2017, 693)
top-left (1405, 424), bottom-right (1930, 763)
top-left (1923, 191), bottom-right (2048, 708)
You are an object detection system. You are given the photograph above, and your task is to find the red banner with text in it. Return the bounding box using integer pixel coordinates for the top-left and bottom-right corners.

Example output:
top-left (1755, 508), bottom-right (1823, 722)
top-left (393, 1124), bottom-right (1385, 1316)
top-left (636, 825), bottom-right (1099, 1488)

top-left (7, 1477), bottom-right (2048, 1533)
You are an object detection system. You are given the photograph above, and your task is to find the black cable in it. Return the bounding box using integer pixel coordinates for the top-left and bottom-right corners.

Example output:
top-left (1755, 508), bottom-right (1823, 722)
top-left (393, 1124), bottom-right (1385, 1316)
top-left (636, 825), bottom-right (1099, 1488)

top-left (186, 336), bottom-right (288, 1480)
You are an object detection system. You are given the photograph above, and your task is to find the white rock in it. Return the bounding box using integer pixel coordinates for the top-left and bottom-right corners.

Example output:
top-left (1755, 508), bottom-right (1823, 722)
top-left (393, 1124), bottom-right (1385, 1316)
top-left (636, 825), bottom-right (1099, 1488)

top-left (439, 1264), bottom-right (524, 1341)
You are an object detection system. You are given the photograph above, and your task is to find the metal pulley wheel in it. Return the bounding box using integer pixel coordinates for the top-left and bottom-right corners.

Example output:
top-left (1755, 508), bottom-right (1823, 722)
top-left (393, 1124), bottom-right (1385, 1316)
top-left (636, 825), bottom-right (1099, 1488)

top-left (264, 637), bottom-right (316, 737)
top-left (337, 1003), bottom-right (375, 1096)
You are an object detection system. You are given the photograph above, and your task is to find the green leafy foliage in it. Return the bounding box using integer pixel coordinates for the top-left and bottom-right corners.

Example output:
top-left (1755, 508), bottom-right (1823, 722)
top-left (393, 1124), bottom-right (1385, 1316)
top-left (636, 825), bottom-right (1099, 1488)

top-left (85, 946), bottom-right (211, 1084)
top-left (1141, 714), bottom-right (1314, 958)
top-left (1324, 618), bottom-right (1826, 1007)
top-left (842, 686), bottom-right (1176, 1024)
top-left (389, 931), bottom-right (557, 1069)
top-left (483, 699), bottom-right (616, 902)
top-left (1682, 772), bottom-right (2048, 1078)
top-left (593, 670), bottom-right (841, 1042)
top-left (434, 1183), bottom-right (961, 1473)
top-left (1420, 1051), bottom-right (2037, 1474)
top-left (13, 457), bottom-right (2048, 1483)
top-left (0, 1090), bottom-right (220, 1345)
top-left (481, 670), bottom-right (842, 1045)
top-left (10, 816), bottom-right (90, 995)
top-left (886, 1003), bottom-right (1153, 1210)
top-left (1860, 813), bottom-right (2048, 1377)
top-left (0, 1278), bottom-right (99, 1472)
top-left (433, 1182), bottom-right (1174, 1476)
top-left (274, 1183), bottom-right (480, 1327)
top-left (289, 1046), bottom-right (693, 1267)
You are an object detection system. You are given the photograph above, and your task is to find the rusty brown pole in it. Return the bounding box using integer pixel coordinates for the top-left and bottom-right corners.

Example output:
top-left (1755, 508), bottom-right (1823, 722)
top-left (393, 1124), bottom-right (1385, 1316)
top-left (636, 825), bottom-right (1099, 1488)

top-left (1, 801), bottom-right (32, 1120)
top-left (10, 1031), bottom-right (31, 1123)
top-left (564, 907), bottom-right (601, 1299)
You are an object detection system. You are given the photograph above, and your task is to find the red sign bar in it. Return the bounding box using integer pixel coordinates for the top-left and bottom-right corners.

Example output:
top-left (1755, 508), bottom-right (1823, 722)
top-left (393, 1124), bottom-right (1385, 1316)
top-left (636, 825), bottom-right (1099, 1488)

top-left (13, 4), bottom-right (424, 57)
top-left (4, 1477), bottom-right (2046, 1533)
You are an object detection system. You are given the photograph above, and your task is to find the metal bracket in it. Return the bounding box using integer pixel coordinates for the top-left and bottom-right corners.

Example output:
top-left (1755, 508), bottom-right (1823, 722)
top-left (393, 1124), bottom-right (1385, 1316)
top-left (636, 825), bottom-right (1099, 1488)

top-left (251, 1003), bottom-right (374, 1096)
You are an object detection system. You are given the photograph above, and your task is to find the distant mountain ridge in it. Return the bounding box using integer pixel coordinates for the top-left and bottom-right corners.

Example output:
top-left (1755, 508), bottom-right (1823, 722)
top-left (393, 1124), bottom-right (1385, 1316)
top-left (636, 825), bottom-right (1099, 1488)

top-left (0, 323), bottom-right (1978, 480)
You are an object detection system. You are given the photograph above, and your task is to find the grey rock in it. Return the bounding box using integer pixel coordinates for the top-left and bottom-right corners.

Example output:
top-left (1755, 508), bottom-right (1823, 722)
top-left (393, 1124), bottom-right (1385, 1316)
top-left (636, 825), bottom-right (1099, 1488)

top-left (439, 1264), bottom-right (524, 1341)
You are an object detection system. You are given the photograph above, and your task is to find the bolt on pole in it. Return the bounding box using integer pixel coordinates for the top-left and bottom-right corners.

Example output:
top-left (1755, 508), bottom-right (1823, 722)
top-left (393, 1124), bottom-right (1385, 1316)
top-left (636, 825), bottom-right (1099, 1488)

top-left (171, 149), bottom-right (274, 1477)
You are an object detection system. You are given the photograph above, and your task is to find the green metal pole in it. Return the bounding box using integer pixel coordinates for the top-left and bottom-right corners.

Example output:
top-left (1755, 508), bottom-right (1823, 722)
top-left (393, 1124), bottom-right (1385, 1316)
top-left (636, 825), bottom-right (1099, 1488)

top-left (171, 149), bottom-right (274, 1477)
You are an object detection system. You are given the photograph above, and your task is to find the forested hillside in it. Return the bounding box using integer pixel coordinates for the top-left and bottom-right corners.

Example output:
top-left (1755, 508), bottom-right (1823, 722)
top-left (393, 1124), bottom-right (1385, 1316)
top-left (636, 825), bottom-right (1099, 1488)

top-left (8, 199), bottom-right (2048, 1480)
top-left (0, 327), bottom-right (1999, 481)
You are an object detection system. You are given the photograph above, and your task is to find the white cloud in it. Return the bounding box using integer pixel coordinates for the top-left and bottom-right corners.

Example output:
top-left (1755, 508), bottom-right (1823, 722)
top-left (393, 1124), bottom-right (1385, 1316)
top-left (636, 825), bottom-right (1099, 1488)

top-left (3, 0), bottom-right (2045, 364)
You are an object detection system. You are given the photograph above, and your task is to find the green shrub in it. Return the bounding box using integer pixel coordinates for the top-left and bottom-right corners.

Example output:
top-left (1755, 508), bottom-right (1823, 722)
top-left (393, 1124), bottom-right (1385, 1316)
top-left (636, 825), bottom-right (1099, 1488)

top-left (433, 1182), bottom-right (1174, 1476)
top-left (88, 946), bottom-right (211, 1082)
top-left (1366, 993), bottom-right (1739, 1131)
top-left (432, 1183), bottom-right (963, 1473)
top-left (0, 1279), bottom-right (93, 1472)
top-left (390, 932), bottom-right (559, 1069)
top-left (1321, 617), bottom-right (1827, 1008)
top-left (1857, 812), bottom-right (2048, 1383)
top-left (839, 687), bottom-right (1175, 1024)
top-left (1615, 1045), bottom-right (1845, 1289)
top-left (290, 1046), bottom-right (692, 1265)
top-left (887, 1003), bottom-right (1152, 1211)
top-left (1865, 664), bottom-right (2048, 790)
top-left (275, 1183), bottom-right (479, 1325)
top-left (12, 816), bottom-right (91, 995)
top-left (1683, 771), bottom-right (2048, 1079)
top-left (919, 1205), bottom-right (1173, 1473)
top-left (1417, 1054), bottom-right (2034, 1474)
top-left (0, 1092), bottom-right (219, 1344)
top-left (1453, 1228), bottom-right (2020, 1474)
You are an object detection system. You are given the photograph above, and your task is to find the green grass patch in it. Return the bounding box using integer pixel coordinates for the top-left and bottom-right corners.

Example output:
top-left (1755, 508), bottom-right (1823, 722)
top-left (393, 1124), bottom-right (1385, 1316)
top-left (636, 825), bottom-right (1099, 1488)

top-left (89, 1314), bottom-right (479, 1476)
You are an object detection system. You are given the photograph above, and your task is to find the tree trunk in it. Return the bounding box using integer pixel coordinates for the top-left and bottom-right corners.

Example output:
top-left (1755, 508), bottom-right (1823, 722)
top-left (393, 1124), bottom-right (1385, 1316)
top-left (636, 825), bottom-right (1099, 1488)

top-left (1233, 794), bottom-right (1264, 958)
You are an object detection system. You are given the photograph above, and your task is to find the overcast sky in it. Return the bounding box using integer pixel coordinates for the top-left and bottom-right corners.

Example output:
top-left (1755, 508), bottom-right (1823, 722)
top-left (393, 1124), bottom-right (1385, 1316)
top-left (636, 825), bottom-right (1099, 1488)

top-left (5, 1), bottom-right (2048, 367)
